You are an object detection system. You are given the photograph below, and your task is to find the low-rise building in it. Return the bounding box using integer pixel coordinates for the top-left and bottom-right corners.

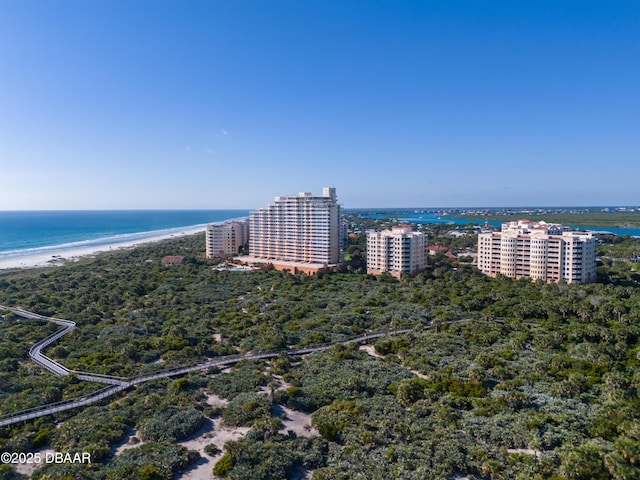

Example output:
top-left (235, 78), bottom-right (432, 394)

top-left (162, 255), bottom-right (186, 266)
top-left (428, 245), bottom-right (448, 255)
top-left (366, 225), bottom-right (428, 278)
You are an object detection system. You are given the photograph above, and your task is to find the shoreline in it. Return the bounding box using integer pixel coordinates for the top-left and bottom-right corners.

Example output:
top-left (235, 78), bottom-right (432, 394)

top-left (0, 225), bottom-right (206, 270)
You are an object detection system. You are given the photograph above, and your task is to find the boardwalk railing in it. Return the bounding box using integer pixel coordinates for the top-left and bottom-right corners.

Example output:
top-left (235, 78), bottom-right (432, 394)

top-left (0, 304), bottom-right (474, 428)
top-left (0, 385), bottom-right (130, 427)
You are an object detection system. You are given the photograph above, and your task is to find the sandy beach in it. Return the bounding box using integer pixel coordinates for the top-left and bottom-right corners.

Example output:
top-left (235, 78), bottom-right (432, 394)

top-left (0, 225), bottom-right (206, 270)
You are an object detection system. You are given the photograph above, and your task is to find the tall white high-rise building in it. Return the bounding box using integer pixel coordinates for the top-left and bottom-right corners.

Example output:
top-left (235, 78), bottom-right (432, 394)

top-left (206, 220), bottom-right (249, 258)
top-left (477, 220), bottom-right (597, 284)
top-left (366, 225), bottom-right (428, 278)
top-left (247, 187), bottom-right (341, 270)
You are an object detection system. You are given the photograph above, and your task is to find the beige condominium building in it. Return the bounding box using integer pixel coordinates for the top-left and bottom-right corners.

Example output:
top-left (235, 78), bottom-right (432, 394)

top-left (366, 225), bottom-right (428, 278)
top-left (477, 220), bottom-right (597, 284)
top-left (243, 187), bottom-right (341, 273)
top-left (205, 219), bottom-right (249, 258)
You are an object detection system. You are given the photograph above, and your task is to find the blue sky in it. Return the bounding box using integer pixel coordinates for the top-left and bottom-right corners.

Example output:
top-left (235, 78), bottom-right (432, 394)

top-left (0, 1), bottom-right (638, 209)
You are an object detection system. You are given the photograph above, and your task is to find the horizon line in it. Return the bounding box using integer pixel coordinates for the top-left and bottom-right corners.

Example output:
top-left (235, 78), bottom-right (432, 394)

top-left (1, 205), bottom-right (639, 213)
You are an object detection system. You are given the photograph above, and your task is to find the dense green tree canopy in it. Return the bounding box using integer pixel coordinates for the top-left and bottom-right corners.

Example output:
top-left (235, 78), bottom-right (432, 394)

top-left (1, 229), bottom-right (639, 478)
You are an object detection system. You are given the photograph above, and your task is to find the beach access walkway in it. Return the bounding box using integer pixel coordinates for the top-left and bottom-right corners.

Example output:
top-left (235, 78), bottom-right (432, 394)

top-left (0, 305), bottom-right (474, 428)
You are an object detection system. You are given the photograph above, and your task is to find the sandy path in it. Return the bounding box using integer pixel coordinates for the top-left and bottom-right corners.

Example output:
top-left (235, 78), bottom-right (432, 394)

top-left (12, 447), bottom-right (55, 477)
top-left (176, 393), bottom-right (249, 480)
top-left (359, 344), bottom-right (428, 379)
top-left (274, 404), bottom-right (317, 438)
top-left (116, 378), bottom-right (313, 479)
top-left (112, 428), bottom-right (144, 456)
top-left (358, 344), bottom-right (384, 359)
top-left (178, 415), bottom-right (251, 480)
top-left (507, 448), bottom-right (542, 459)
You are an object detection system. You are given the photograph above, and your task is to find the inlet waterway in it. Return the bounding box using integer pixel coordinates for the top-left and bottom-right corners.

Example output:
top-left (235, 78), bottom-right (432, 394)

top-left (365, 212), bottom-right (640, 237)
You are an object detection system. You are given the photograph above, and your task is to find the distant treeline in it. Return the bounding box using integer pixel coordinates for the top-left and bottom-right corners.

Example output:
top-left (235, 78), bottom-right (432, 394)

top-left (460, 211), bottom-right (640, 228)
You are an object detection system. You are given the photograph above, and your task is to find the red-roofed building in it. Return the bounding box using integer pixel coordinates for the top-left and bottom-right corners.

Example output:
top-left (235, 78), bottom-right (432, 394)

top-left (428, 245), bottom-right (448, 255)
top-left (162, 256), bottom-right (186, 266)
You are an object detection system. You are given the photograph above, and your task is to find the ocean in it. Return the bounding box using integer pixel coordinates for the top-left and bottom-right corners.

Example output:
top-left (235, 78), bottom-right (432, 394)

top-left (3, 209), bottom-right (638, 263)
top-left (0, 210), bottom-right (250, 260)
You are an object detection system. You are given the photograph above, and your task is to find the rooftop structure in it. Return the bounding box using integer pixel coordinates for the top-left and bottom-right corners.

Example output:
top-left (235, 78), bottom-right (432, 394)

top-left (162, 255), bottom-right (186, 266)
top-left (500, 219), bottom-right (565, 235)
top-left (428, 245), bottom-right (449, 255)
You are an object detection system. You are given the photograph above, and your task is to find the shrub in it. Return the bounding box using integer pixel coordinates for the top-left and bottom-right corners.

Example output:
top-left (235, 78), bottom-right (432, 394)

top-left (213, 453), bottom-right (232, 476)
top-left (139, 407), bottom-right (204, 442)
top-left (222, 392), bottom-right (271, 427)
top-left (204, 443), bottom-right (221, 456)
